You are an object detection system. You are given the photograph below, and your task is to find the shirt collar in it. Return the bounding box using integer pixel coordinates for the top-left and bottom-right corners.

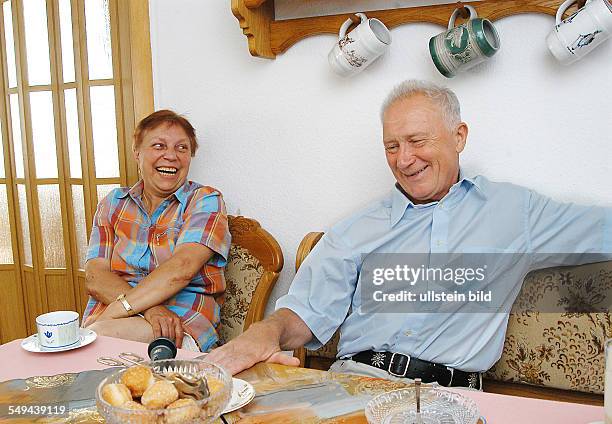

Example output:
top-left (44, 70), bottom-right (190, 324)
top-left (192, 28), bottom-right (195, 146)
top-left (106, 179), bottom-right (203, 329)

top-left (390, 168), bottom-right (486, 227)
top-left (118, 180), bottom-right (191, 206)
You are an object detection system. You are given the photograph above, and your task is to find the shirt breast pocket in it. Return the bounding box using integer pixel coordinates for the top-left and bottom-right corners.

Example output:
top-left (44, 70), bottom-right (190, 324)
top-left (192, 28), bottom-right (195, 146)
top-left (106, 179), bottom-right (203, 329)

top-left (155, 226), bottom-right (182, 250)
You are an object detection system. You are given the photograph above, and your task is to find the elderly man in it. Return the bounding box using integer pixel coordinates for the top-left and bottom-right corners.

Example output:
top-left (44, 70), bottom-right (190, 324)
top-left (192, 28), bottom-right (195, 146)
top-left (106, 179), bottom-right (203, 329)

top-left (207, 80), bottom-right (611, 387)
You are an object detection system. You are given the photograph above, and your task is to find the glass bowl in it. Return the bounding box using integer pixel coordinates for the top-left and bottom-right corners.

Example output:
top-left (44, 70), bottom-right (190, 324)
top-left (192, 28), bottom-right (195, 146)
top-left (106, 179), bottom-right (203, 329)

top-left (96, 359), bottom-right (232, 424)
top-left (365, 386), bottom-right (480, 424)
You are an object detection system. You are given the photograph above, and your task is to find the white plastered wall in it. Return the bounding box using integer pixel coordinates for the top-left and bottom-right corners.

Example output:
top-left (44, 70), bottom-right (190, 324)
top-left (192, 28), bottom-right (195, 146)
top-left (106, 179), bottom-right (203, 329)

top-left (149, 0), bottom-right (612, 315)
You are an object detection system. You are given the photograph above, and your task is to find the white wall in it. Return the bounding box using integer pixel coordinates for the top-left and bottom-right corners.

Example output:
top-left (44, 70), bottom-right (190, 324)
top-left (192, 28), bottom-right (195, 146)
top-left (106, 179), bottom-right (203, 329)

top-left (149, 0), bottom-right (612, 315)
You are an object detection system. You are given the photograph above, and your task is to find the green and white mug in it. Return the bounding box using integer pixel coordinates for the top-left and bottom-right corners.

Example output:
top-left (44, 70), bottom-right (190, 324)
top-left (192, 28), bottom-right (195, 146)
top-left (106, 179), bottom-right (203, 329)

top-left (429, 6), bottom-right (500, 78)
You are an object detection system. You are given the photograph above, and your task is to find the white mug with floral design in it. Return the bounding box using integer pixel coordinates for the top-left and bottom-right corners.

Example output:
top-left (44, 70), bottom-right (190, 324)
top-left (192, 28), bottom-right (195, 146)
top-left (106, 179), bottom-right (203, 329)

top-left (328, 13), bottom-right (391, 77)
top-left (546, 0), bottom-right (612, 64)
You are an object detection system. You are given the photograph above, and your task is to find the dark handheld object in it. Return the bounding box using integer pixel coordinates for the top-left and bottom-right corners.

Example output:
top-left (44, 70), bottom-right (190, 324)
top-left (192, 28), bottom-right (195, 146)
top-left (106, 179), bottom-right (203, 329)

top-left (148, 337), bottom-right (177, 361)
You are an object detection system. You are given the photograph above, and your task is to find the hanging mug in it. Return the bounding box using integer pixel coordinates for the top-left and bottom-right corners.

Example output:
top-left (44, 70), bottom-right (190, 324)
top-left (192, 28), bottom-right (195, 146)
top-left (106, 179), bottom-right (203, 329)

top-left (546, 0), bottom-right (612, 65)
top-left (429, 5), bottom-right (501, 78)
top-left (328, 13), bottom-right (392, 77)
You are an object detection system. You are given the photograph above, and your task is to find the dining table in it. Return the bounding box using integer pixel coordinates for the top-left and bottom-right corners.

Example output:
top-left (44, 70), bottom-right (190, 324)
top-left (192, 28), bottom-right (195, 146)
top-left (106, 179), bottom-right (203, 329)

top-left (0, 334), bottom-right (606, 423)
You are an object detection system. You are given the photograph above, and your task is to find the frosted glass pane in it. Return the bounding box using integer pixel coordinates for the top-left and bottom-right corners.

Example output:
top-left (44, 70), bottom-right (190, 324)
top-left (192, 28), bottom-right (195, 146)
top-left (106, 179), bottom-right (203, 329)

top-left (90, 86), bottom-right (119, 177)
top-left (30, 91), bottom-right (58, 178)
top-left (17, 185), bottom-right (32, 266)
top-left (0, 186), bottom-right (14, 264)
top-left (96, 184), bottom-right (118, 204)
top-left (65, 89), bottom-right (81, 178)
top-left (9, 94), bottom-right (24, 179)
top-left (3, 2), bottom-right (17, 88)
top-left (23, 0), bottom-right (51, 85)
top-left (58, 0), bottom-right (76, 82)
top-left (85, 0), bottom-right (112, 80)
top-left (0, 120), bottom-right (5, 178)
top-left (39, 185), bottom-right (66, 268)
top-left (72, 185), bottom-right (87, 269)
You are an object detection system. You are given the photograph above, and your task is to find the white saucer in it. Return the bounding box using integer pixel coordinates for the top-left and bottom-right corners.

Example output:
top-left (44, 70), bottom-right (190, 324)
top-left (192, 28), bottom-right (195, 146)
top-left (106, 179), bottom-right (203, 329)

top-left (21, 328), bottom-right (97, 353)
top-left (222, 378), bottom-right (255, 414)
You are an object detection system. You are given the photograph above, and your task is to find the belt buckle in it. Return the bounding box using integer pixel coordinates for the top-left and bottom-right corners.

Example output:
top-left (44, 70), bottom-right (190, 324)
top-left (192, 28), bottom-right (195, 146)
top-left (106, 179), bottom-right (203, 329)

top-left (388, 352), bottom-right (410, 377)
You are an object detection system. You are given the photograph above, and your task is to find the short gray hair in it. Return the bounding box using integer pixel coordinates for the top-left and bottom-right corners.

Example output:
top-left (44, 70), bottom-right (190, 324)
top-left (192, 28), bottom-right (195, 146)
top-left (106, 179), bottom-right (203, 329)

top-left (380, 80), bottom-right (461, 129)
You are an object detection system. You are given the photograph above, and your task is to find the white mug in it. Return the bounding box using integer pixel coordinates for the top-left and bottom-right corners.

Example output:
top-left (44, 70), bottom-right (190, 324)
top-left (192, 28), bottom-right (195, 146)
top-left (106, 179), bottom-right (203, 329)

top-left (546, 0), bottom-right (612, 64)
top-left (36, 310), bottom-right (80, 349)
top-left (328, 12), bottom-right (391, 77)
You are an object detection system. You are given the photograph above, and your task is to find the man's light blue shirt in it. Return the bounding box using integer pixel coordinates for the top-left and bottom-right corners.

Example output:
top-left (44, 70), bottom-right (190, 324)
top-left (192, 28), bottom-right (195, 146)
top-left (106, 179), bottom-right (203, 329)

top-left (276, 175), bottom-right (612, 371)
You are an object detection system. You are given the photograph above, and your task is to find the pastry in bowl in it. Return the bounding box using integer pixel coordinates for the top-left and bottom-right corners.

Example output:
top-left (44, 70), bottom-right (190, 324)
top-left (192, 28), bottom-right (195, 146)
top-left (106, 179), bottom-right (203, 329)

top-left (96, 359), bottom-right (232, 424)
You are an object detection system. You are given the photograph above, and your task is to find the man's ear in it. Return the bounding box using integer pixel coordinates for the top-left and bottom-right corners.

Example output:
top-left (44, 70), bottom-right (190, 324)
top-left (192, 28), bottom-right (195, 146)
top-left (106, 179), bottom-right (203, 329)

top-left (455, 122), bottom-right (468, 153)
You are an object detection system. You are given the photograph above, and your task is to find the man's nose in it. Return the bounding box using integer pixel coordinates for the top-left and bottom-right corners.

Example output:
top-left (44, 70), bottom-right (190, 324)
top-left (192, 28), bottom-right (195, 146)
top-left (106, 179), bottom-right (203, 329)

top-left (396, 143), bottom-right (416, 169)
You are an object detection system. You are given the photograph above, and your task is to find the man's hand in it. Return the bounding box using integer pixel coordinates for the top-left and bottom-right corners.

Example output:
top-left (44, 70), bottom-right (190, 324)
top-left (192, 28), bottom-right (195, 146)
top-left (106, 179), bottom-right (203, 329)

top-left (206, 309), bottom-right (313, 375)
top-left (206, 323), bottom-right (300, 375)
top-left (143, 306), bottom-right (184, 348)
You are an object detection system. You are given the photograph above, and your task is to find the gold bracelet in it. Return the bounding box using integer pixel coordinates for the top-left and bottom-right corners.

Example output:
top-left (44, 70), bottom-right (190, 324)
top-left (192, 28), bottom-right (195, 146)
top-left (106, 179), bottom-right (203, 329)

top-left (116, 293), bottom-right (135, 316)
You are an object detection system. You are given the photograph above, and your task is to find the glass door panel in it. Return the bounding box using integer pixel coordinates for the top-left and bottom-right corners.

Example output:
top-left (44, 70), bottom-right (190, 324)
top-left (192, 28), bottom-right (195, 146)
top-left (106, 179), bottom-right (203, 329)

top-left (58, 0), bottom-right (76, 83)
top-left (3, 1), bottom-right (18, 88)
top-left (96, 183), bottom-right (118, 204)
top-left (9, 94), bottom-right (24, 179)
top-left (84, 0), bottom-right (112, 80)
top-left (17, 184), bottom-right (32, 266)
top-left (64, 88), bottom-right (81, 178)
top-left (0, 185), bottom-right (14, 264)
top-left (71, 185), bottom-right (87, 269)
top-left (90, 85), bottom-right (118, 178)
top-left (29, 91), bottom-right (58, 178)
top-left (38, 185), bottom-right (66, 268)
top-left (22, 0), bottom-right (52, 86)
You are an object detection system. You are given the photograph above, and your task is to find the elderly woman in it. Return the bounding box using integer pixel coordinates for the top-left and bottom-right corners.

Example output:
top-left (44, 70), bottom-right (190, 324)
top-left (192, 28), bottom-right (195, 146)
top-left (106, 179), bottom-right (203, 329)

top-left (83, 110), bottom-right (230, 352)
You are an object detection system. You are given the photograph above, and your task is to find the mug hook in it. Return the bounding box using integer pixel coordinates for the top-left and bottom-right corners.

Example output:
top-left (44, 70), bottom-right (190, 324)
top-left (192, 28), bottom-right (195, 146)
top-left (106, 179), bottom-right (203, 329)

top-left (555, 0), bottom-right (588, 24)
top-left (339, 12), bottom-right (368, 39)
top-left (448, 5), bottom-right (477, 30)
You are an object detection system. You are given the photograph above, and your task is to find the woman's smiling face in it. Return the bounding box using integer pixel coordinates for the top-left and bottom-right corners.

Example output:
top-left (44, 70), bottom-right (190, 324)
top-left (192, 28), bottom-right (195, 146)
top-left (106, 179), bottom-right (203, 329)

top-left (134, 123), bottom-right (193, 201)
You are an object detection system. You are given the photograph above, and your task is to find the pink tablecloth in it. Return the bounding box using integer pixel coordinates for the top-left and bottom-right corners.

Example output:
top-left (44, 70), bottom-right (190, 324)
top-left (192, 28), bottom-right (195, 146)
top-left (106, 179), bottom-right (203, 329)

top-left (0, 336), bottom-right (605, 423)
top-left (451, 388), bottom-right (604, 424)
top-left (0, 335), bottom-right (201, 381)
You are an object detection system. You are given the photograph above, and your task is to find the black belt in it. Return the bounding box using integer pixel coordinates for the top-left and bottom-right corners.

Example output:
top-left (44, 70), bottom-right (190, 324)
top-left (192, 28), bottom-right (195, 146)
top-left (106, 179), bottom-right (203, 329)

top-left (350, 350), bottom-right (482, 390)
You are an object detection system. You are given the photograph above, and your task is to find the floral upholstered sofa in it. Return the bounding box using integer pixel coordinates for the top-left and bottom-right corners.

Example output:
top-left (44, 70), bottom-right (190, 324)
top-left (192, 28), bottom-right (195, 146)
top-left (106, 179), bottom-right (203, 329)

top-left (294, 232), bottom-right (612, 399)
top-left (486, 261), bottom-right (612, 394)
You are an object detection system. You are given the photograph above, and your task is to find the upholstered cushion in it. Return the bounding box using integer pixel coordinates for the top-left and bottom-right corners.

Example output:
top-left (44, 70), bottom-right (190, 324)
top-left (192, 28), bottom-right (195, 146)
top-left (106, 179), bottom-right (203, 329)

top-left (219, 245), bottom-right (264, 345)
top-left (305, 261), bottom-right (612, 394)
top-left (308, 331), bottom-right (340, 360)
top-left (487, 261), bottom-right (612, 394)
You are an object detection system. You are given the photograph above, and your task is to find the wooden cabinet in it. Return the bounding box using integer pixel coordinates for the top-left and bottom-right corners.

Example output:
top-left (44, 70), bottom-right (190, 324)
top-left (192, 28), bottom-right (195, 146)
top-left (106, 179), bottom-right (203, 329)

top-left (231, 0), bottom-right (580, 59)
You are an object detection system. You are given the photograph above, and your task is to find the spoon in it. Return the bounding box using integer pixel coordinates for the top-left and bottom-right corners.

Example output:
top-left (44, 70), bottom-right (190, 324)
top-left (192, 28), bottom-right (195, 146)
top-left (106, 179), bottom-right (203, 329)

top-left (415, 378), bottom-right (423, 424)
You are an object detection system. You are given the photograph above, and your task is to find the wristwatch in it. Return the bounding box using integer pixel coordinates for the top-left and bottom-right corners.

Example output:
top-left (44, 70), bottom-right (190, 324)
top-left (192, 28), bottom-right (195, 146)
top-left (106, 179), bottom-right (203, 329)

top-left (116, 293), bottom-right (135, 316)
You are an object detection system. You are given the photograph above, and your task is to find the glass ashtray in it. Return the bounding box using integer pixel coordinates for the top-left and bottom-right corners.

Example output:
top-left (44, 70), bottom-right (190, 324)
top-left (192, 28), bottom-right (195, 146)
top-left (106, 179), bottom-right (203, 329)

top-left (365, 386), bottom-right (480, 424)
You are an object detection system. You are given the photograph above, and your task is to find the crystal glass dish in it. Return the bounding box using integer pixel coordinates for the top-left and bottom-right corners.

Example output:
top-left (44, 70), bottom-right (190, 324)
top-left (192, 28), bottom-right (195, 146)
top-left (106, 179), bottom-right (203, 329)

top-left (365, 386), bottom-right (480, 424)
top-left (96, 359), bottom-right (232, 424)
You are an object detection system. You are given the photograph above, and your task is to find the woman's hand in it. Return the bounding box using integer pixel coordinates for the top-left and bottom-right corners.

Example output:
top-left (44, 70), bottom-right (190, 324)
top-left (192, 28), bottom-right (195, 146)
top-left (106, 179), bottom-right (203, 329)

top-left (143, 305), bottom-right (184, 348)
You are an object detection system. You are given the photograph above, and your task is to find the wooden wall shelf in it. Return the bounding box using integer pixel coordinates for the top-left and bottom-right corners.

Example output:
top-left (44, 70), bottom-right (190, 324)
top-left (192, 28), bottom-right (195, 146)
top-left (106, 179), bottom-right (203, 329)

top-left (231, 0), bottom-right (576, 59)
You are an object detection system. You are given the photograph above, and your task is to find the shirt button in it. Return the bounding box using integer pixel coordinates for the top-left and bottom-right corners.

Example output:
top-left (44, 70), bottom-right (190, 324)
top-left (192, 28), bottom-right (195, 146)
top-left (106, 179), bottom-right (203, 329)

top-left (404, 330), bottom-right (412, 336)
top-left (436, 240), bottom-right (444, 246)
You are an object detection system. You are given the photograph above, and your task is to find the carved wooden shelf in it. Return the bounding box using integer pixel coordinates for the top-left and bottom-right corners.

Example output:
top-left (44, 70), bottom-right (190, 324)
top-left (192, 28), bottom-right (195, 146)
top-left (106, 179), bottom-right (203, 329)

top-left (231, 0), bottom-right (573, 59)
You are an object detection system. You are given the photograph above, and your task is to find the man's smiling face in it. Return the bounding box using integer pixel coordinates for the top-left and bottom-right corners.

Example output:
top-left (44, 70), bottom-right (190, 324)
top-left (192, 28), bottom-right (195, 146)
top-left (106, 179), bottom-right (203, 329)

top-left (383, 94), bottom-right (467, 204)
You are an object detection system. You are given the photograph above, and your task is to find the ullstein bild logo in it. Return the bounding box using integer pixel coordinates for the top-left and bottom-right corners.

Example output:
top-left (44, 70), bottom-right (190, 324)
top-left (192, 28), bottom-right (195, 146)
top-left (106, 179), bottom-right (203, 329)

top-left (371, 289), bottom-right (492, 303)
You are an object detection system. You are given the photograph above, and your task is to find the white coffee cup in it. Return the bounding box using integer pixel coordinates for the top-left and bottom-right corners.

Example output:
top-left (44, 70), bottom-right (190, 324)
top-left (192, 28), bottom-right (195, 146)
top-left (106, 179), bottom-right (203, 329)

top-left (36, 311), bottom-right (80, 349)
top-left (546, 0), bottom-right (612, 64)
top-left (328, 12), bottom-right (391, 77)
